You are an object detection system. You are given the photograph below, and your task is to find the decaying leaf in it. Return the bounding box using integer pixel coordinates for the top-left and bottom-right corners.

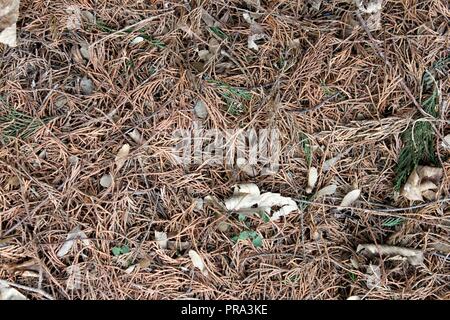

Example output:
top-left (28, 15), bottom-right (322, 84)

top-left (130, 36), bottom-right (144, 45)
top-left (401, 166), bottom-right (443, 201)
top-left (80, 76), bottom-right (93, 95)
top-left (100, 173), bottom-right (113, 188)
top-left (57, 226), bottom-right (90, 258)
top-left (5, 176), bottom-right (20, 190)
top-left (354, 0), bottom-right (383, 31)
top-left (338, 189), bottom-right (361, 209)
top-left (365, 264), bottom-right (381, 290)
top-left (441, 134), bottom-right (450, 150)
top-left (308, 0), bottom-right (322, 10)
top-left (115, 144), bottom-right (130, 171)
top-left (128, 129), bottom-right (143, 144)
top-left (224, 183), bottom-right (299, 221)
top-left (167, 240), bottom-right (190, 251)
top-left (315, 184), bottom-right (337, 198)
top-left (306, 167), bottom-right (318, 194)
top-left (0, 281), bottom-right (27, 300)
top-left (0, 0), bottom-right (20, 47)
top-left (357, 244), bottom-right (424, 266)
top-left (155, 231), bottom-right (168, 249)
top-left (188, 250), bottom-right (208, 276)
top-left (347, 295), bottom-right (361, 300)
top-left (242, 12), bottom-right (266, 51)
top-left (194, 100), bottom-right (208, 119)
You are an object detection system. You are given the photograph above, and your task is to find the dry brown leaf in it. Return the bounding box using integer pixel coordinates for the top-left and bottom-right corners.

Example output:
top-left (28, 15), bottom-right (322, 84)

top-left (401, 166), bottom-right (443, 201)
top-left (188, 250), bottom-right (208, 276)
top-left (357, 244), bottom-right (424, 266)
top-left (115, 144), bottom-right (130, 171)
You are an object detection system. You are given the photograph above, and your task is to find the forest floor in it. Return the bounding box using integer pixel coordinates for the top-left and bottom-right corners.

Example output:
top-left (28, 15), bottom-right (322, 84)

top-left (0, 0), bottom-right (449, 299)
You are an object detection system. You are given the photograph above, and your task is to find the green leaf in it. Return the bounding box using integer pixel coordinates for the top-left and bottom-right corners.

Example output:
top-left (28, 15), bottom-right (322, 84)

top-left (111, 247), bottom-right (122, 256)
top-left (259, 212), bottom-right (270, 223)
top-left (238, 214), bottom-right (247, 222)
top-left (252, 236), bottom-right (263, 248)
top-left (248, 231), bottom-right (258, 239)
top-left (238, 231), bottom-right (250, 240)
top-left (231, 235), bottom-right (239, 243)
top-left (121, 245), bottom-right (130, 254)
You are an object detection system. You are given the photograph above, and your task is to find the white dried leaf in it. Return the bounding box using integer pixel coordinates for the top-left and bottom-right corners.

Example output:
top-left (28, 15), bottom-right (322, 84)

top-left (115, 144), bottom-right (130, 171)
top-left (354, 0), bottom-right (383, 14)
top-left (315, 184), bottom-right (337, 198)
top-left (347, 296), bottom-right (361, 300)
top-left (366, 264), bottom-right (381, 290)
top-left (188, 250), bottom-right (208, 276)
top-left (306, 167), bottom-right (318, 194)
top-left (57, 226), bottom-right (90, 258)
top-left (357, 244), bottom-right (424, 266)
top-left (0, 23), bottom-right (16, 47)
top-left (248, 33), bottom-right (265, 50)
top-left (338, 189), bottom-right (361, 209)
top-left (401, 166), bottom-right (443, 202)
top-left (155, 231), bottom-right (168, 249)
top-left (80, 77), bottom-right (93, 95)
top-left (194, 198), bottom-right (204, 210)
top-left (441, 134), bottom-right (450, 150)
top-left (79, 43), bottom-right (90, 60)
top-left (0, 0), bottom-right (19, 47)
top-left (308, 0), bottom-right (322, 10)
top-left (194, 100), bottom-right (208, 119)
top-left (128, 129), bottom-right (143, 144)
top-left (198, 49), bottom-right (211, 61)
top-left (224, 183), bottom-right (299, 221)
top-left (100, 173), bottom-right (113, 188)
top-left (130, 36), bottom-right (144, 45)
top-left (0, 281), bottom-right (27, 300)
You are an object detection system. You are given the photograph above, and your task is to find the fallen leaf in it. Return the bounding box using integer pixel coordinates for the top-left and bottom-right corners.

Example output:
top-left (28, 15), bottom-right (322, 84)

top-left (338, 189), bottom-right (361, 209)
top-left (5, 176), bottom-right (20, 190)
top-left (100, 173), bottom-right (113, 188)
top-left (194, 100), bottom-right (208, 119)
top-left (155, 231), bottom-right (168, 249)
top-left (80, 76), bottom-right (93, 95)
top-left (0, 281), bottom-right (27, 300)
top-left (401, 166), bottom-right (443, 201)
top-left (308, 0), bottom-right (322, 10)
top-left (315, 184), bottom-right (337, 198)
top-left (306, 167), bottom-right (318, 194)
top-left (224, 183), bottom-right (299, 221)
top-left (354, 0), bottom-right (383, 31)
top-left (0, 0), bottom-right (19, 47)
top-left (79, 43), bottom-right (90, 60)
top-left (167, 240), bottom-right (190, 251)
top-left (115, 144), bottom-right (130, 171)
top-left (347, 296), bottom-right (361, 300)
top-left (441, 134), bottom-right (450, 150)
top-left (130, 36), bottom-right (144, 45)
top-left (357, 244), bottom-right (424, 266)
top-left (57, 226), bottom-right (90, 258)
top-left (322, 148), bottom-right (352, 172)
top-left (188, 250), bottom-right (208, 276)
top-left (365, 264), bottom-right (381, 290)
top-left (128, 129), bottom-right (143, 144)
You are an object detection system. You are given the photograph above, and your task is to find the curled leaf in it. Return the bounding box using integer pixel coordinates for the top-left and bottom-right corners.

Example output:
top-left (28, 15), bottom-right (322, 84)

top-left (154, 231), bottom-right (168, 249)
top-left (357, 244), bottom-right (424, 266)
top-left (401, 166), bottom-right (443, 201)
top-left (306, 167), bottom-right (318, 194)
top-left (115, 144), bottom-right (130, 171)
top-left (188, 250), bottom-right (208, 276)
top-left (57, 226), bottom-right (90, 258)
